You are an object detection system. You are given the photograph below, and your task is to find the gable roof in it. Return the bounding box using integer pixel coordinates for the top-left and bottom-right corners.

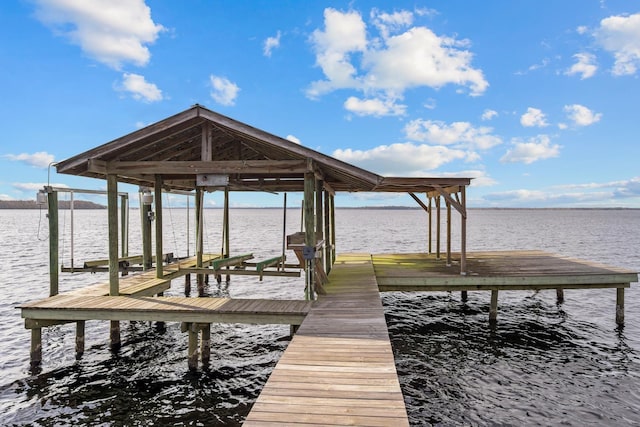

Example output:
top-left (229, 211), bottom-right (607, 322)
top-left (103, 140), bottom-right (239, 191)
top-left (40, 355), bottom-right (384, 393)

top-left (55, 104), bottom-right (470, 194)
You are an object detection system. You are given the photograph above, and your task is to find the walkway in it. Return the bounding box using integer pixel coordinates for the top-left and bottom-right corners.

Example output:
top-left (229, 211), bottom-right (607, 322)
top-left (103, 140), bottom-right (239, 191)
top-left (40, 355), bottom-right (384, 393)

top-left (244, 254), bottom-right (409, 427)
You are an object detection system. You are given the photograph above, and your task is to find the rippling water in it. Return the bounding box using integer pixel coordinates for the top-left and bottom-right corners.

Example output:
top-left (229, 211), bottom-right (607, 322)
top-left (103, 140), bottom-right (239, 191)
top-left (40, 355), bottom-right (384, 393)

top-left (1, 207), bottom-right (639, 426)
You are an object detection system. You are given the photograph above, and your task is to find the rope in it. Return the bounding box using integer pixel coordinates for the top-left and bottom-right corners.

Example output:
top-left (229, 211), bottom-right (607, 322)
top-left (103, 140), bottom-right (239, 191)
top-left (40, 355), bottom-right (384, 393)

top-left (36, 203), bottom-right (48, 241)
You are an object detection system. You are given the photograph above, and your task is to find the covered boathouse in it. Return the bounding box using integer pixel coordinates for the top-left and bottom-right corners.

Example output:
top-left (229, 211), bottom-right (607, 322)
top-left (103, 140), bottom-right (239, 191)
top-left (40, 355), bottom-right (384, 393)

top-left (20, 104), bottom-right (637, 426)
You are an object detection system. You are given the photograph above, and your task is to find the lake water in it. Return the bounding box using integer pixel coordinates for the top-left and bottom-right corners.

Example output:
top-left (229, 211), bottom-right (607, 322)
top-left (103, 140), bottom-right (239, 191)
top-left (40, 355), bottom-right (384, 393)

top-left (0, 207), bottom-right (639, 425)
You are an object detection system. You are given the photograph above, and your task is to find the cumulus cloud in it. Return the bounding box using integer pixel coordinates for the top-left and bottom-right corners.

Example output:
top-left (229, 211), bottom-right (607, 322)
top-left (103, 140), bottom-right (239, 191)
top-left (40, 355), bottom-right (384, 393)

top-left (564, 104), bottom-right (602, 126)
top-left (286, 135), bottom-right (301, 144)
top-left (119, 73), bottom-right (162, 102)
top-left (332, 142), bottom-right (468, 175)
top-left (307, 8), bottom-right (488, 116)
top-left (565, 53), bottom-right (598, 79)
top-left (344, 96), bottom-right (406, 117)
top-left (263, 31), bottom-right (281, 57)
top-left (4, 152), bottom-right (55, 168)
top-left (33, 0), bottom-right (164, 69)
top-left (595, 12), bottom-right (640, 75)
top-left (436, 169), bottom-right (497, 187)
top-left (520, 107), bottom-right (548, 127)
top-left (209, 75), bottom-right (240, 106)
top-left (481, 109), bottom-right (498, 121)
top-left (501, 135), bottom-right (561, 164)
top-left (404, 119), bottom-right (502, 150)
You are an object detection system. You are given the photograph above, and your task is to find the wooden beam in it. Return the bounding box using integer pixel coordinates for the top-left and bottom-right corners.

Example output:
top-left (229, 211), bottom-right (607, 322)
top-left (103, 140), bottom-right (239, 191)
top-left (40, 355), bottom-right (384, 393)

top-left (432, 185), bottom-right (466, 218)
top-left (201, 122), bottom-right (213, 161)
top-left (90, 160), bottom-right (310, 175)
top-left (304, 172), bottom-right (315, 300)
top-left (408, 192), bottom-right (429, 212)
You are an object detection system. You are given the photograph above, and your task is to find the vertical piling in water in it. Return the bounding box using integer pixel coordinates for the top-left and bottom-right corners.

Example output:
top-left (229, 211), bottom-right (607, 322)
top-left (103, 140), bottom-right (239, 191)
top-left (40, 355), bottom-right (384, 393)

top-left (30, 328), bottom-right (42, 368)
top-left (110, 321), bottom-right (121, 350)
top-left (201, 324), bottom-right (211, 367)
top-left (76, 320), bottom-right (85, 358)
top-left (304, 171), bottom-right (316, 300)
top-left (188, 325), bottom-right (199, 371)
top-left (556, 288), bottom-right (565, 304)
top-left (616, 288), bottom-right (625, 326)
top-left (489, 290), bottom-right (499, 323)
top-left (154, 175), bottom-right (164, 280)
top-left (107, 175), bottom-right (121, 349)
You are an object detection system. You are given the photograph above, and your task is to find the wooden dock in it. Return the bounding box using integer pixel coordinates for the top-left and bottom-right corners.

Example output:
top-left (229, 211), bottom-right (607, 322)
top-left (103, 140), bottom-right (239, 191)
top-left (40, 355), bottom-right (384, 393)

top-left (244, 254), bottom-right (409, 427)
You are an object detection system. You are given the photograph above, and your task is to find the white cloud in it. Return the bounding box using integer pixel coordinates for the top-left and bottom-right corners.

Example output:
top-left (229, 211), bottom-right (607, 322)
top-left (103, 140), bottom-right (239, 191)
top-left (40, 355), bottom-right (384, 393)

top-left (565, 53), bottom-right (598, 79)
top-left (120, 73), bottom-right (162, 102)
top-left (595, 13), bottom-right (640, 75)
top-left (520, 107), bottom-right (548, 127)
top-left (4, 152), bottom-right (55, 168)
top-left (307, 8), bottom-right (488, 115)
top-left (370, 8), bottom-right (413, 39)
top-left (555, 176), bottom-right (640, 198)
top-left (344, 96), bottom-right (406, 117)
top-left (332, 142), bottom-right (468, 175)
top-left (209, 75), bottom-right (240, 106)
top-left (437, 169), bottom-right (497, 187)
top-left (34, 0), bottom-right (164, 69)
top-left (577, 25), bottom-right (589, 35)
top-left (563, 104), bottom-right (602, 126)
top-left (404, 119), bottom-right (502, 150)
top-left (286, 135), bottom-right (301, 144)
top-left (263, 31), bottom-right (281, 57)
top-left (481, 109), bottom-right (498, 121)
top-left (500, 135), bottom-right (560, 164)
top-left (0, 194), bottom-right (15, 201)
top-left (13, 182), bottom-right (68, 192)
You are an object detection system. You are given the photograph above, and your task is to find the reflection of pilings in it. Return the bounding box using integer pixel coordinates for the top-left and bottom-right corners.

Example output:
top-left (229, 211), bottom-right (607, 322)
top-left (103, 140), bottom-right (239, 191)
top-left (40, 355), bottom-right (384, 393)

top-left (489, 290), bottom-right (499, 323)
top-left (30, 328), bottom-right (42, 369)
top-left (556, 288), bottom-right (565, 303)
top-left (76, 320), bottom-right (85, 358)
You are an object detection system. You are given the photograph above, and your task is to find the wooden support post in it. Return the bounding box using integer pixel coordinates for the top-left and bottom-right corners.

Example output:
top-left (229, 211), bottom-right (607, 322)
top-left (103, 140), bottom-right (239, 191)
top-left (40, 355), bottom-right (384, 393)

top-left (489, 290), bottom-right (499, 323)
top-left (330, 194), bottom-right (336, 265)
top-left (195, 188), bottom-right (205, 294)
top-left (461, 291), bottom-right (468, 302)
top-left (188, 325), bottom-right (199, 371)
top-left (154, 175), bottom-right (164, 279)
top-left (446, 200), bottom-right (452, 266)
top-left (224, 188), bottom-right (230, 283)
top-left (201, 324), bottom-right (211, 367)
top-left (428, 196), bottom-right (432, 254)
top-left (76, 320), bottom-right (85, 358)
top-left (290, 324), bottom-right (299, 337)
top-left (556, 288), bottom-right (565, 303)
top-left (460, 186), bottom-right (467, 275)
top-left (140, 191), bottom-right (152, 270)
top-left (30, 328), bottom-right (42, 368)
top-left (110, 320), bottom-right (121, 350)
top-left (107, 175), bottom-right (119, 296)
top-left (185, 273), bottom-right (191, 296)
top-left (616, 288), bottom-right (625, 326)
top-left (304, 172), bottom-right (316, 301)
top-left (324, 190), bottom-right (331, 275)
top-left (47, 188), bottom-right (59, 296)
top-left (120, 195), bottom-right (129, 259)
top-left (436, 196), bottom-right (441, 259)
top-left (315, 179), bottom-right (325, 282)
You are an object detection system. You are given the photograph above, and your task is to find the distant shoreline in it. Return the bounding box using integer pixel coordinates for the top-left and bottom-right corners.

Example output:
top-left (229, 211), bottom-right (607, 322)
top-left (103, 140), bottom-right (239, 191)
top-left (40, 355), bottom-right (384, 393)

top-left (0, 200), bottom-right (637, 210)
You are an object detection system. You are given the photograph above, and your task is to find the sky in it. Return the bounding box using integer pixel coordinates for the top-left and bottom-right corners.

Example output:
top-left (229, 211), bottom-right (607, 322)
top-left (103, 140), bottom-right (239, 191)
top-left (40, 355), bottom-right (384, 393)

top-left (1, 0), bottom-right (640, 208)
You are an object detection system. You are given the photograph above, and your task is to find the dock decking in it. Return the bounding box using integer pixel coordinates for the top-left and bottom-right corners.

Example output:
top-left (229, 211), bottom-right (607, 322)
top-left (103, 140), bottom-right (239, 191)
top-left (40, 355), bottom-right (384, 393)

top-left (244, 254), bottom-right (409, 427)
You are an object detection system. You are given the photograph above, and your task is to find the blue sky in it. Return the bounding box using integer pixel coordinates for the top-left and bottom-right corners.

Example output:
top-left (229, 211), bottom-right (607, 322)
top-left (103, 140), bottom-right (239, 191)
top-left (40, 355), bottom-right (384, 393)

top-left (1, 0), bottom-right (639, 208)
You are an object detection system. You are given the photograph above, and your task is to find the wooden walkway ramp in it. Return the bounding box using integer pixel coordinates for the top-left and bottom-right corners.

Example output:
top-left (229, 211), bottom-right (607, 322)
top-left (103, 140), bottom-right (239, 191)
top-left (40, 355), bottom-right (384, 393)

top-left (244, 254), bottom-right (409, 427)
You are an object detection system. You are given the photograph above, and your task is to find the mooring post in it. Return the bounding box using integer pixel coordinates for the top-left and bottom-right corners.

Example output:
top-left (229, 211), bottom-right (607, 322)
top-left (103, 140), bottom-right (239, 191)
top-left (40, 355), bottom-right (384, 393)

top-left (110, 321), bottom-right (121, 350)
top-left (188, 324), bottom-right (199, 371)
top-left (30, 328), bottom-right (42, 368)
top-left (616, 288), bottom-right (625, 326)
top-left (489, 290), bottom-right (499, 323)
top-left (556, 288), bottom-right (565, 304)
top-left (201, 324), bottom-right (211, 367)
top-left (461, 291), bottom-right (468, 302)
top-left (76, 320), bottom-right (85, 358)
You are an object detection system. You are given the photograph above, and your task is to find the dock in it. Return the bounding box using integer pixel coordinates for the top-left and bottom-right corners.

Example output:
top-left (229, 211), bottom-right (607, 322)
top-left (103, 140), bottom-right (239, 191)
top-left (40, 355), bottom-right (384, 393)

top-left (244, 254), bottom-right (409, 426)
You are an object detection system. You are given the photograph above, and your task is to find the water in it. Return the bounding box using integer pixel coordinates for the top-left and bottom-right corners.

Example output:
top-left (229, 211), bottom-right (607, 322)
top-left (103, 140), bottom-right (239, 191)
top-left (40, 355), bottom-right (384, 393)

top-left (0, 208), bottom-right (639, 425)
